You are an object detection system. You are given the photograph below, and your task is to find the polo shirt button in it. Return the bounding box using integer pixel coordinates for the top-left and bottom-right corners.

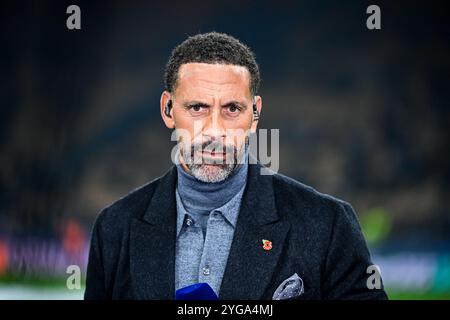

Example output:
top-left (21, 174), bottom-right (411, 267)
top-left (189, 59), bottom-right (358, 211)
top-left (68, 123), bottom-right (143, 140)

top-left (186, 218), bottom-right (193, 226)
top-left (203, 266), bottom-right (210, 276)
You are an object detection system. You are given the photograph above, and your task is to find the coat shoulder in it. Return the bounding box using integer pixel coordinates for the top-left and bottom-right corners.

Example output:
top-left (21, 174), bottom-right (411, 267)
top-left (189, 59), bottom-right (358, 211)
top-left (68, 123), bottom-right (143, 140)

top-left (271, 171), bottom-right (356, 226)
top-left (92, 174), bottom-right (162, 234)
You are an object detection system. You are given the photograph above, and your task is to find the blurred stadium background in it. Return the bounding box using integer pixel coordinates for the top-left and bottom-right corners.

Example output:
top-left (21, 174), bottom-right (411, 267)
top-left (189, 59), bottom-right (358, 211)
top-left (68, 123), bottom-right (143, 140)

top-left (1, 0), bottom-right (449, 299)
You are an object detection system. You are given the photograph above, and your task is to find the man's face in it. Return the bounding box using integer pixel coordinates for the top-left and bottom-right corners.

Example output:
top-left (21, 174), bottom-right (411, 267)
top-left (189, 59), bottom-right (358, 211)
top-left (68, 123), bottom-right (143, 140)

top-left (160, 62), bottom-right (262, 183)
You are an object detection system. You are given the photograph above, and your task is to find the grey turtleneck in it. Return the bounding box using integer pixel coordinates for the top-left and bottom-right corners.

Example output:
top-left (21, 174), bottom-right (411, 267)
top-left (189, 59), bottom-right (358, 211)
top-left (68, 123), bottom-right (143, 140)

top-left (175, 150), bottom-right (249, 234)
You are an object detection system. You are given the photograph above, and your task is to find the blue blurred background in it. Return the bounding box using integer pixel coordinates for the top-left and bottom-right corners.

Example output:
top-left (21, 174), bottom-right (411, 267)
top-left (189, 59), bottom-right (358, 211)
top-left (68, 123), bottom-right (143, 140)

top-left (1, 0), bottom-right (449, 299)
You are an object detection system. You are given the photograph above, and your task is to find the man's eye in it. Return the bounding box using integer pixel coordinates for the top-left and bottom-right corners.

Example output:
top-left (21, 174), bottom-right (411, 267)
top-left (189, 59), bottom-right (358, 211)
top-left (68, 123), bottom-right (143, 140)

top-left (188, 104), bottom-right (206, 112)
top-left (226, 104), bottom-right (243, 115)
top-left (229, 105), bottom-right (239, 113)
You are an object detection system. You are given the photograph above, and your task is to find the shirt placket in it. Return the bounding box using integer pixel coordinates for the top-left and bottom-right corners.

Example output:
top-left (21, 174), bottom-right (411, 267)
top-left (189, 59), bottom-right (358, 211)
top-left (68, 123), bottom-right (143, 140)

top-left (198, 210), bottom-right (234, 296)
top-left (175, 215), bottom-right (205, 290)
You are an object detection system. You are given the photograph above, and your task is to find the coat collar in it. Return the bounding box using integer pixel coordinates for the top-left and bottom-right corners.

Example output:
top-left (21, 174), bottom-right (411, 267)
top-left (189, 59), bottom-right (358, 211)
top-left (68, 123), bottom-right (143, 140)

top-left (130, 166), bottom-right (177, 299)
top-left (130, 160), bottom-right (290, 299)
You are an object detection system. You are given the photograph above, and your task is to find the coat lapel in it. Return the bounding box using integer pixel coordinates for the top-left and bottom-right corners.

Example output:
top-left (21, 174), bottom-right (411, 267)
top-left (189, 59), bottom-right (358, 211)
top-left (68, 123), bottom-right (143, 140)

top-left (219, 162), bottom-right (290, 299)
top-left (130, 166), bottom-right (178, 299)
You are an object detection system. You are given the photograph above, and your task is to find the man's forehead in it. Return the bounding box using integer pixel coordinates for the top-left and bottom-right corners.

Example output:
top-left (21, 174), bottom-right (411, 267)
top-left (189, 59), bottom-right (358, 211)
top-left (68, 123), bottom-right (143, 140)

top-left (175, 62), bottom-right (252, 97)
top-left (178, 62), bottom-right (250, 76)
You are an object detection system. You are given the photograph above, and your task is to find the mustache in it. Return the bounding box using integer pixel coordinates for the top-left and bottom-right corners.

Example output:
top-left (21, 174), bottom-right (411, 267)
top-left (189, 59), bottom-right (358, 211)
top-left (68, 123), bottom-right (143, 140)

top-left (190, 140), bottom-right (236, 154)
top-left (181, 140), bottom-right (238, 166)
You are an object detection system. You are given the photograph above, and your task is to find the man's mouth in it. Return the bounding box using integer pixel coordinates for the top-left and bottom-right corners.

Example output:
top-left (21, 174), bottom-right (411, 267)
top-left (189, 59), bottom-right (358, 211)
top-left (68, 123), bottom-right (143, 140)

top-left (201, 150), bottom-right (227, 158)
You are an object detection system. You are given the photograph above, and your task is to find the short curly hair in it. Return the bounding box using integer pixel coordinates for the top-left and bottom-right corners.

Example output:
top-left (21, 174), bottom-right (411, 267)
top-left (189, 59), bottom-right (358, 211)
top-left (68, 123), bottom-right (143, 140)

top-left (164, 32), bottom-right (260, 96)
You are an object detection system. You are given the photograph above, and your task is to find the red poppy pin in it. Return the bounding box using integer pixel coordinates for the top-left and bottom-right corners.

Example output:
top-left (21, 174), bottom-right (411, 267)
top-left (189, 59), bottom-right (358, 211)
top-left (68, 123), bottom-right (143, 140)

top-left (262, 239), bottom-right (272, 251)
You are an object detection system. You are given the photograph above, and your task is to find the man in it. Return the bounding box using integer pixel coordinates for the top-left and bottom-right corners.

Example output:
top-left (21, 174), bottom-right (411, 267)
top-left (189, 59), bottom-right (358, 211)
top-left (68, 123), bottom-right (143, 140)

top-left (84, 32), bottom-right (388, 300)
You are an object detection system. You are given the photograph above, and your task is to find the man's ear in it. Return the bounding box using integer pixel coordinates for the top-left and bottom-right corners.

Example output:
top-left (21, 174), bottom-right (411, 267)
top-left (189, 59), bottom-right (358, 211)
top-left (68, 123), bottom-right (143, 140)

top-left (160, 91), bottom-right (175, 129)
top-left (250, 95), bottom-right (262, 133)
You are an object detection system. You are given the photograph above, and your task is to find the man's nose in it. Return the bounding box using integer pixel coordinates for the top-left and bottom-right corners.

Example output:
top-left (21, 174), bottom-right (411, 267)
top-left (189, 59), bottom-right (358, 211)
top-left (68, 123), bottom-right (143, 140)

top-left (202, 108), bottom-right (226, 139)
